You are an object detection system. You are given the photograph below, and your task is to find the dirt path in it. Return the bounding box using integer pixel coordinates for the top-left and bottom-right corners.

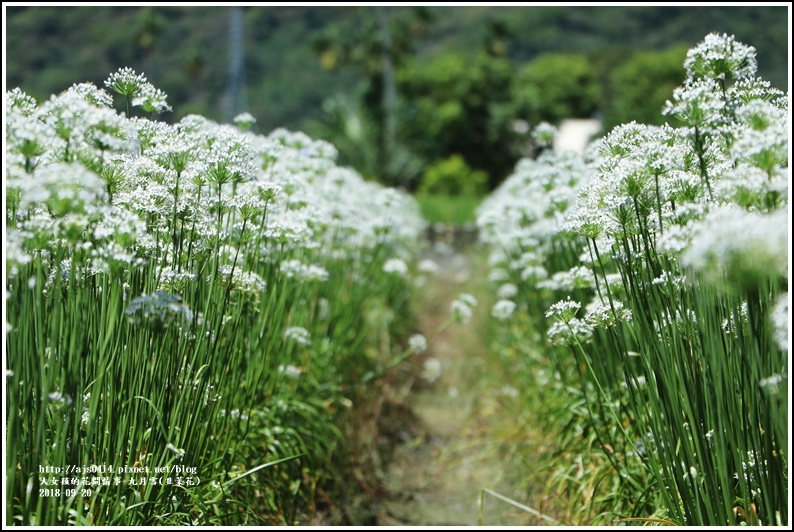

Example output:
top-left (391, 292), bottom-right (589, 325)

top-left (374, 241), bottom-right (532, 526)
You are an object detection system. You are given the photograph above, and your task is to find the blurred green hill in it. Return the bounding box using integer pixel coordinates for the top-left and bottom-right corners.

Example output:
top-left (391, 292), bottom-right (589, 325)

top-left (6, 5), bottom-right (789, 188)
top-left (6, 6), bottom-right (787, 128)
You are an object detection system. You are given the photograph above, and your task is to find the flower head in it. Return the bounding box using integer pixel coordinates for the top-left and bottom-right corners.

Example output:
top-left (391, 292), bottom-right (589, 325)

top-left (684, 32), bottom-right (757, 84)
top-left (233, 112), bottom-right (257, 131)
top-left (491, 299), bottom-right (517, 321)
top-left (450, 294), bottom-right (477, 326)
top-left (105, 67), bottom-right (148, 98)
top-left (6, 87), bottom-right (38, 116)
top-left (383, 258), bottom-right (409, 277)
top-left (770, 294), bottom-right (788, 352)
top-left (532, 122), bottom-right (558, 147)
top-left (420, 358), bottom-right (442, 383)
top-left (284, 326), bottom-right (312, 346)
top-left (408, 334), bottom-right (428, 354)
top-left (133, 83), bottom-right (172, 114)
top-left (681, 206), bottom-right (788, 285)
top-left (545, 297), bottom-right (581, 323)
top-left (125, 291), bottom-right (195, 332)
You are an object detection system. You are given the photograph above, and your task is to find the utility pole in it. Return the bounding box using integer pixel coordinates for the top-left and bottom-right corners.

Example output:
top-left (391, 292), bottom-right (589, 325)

top-left (224, 6), bottom-right (248, 123)
top-left (377, 7), bottom-right (397, 184)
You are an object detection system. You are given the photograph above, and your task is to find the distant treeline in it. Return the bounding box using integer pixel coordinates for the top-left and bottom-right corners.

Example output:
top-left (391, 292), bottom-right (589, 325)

top-left (7, 5), bottom-right (788, 189)
top-left (7, 6), bottom-right (787, 129)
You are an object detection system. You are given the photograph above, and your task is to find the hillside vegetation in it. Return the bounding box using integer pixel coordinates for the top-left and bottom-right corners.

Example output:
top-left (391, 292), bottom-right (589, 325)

top-left (7, 6), bottom-right (787, 129)
top-left (6, 6), bottom-right (789, 189)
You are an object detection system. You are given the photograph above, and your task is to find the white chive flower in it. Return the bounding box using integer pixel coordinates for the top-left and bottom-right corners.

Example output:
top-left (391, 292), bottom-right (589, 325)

top-left (233, 112), bottom-right (257, 130)
top-left (284, 326), bottom-right (312, 346)
top-left (408, 334), bottom-right (428, 354)
top-left (383, 258), bottom-right (409, 277)
top-left (417, 259), bottom-right (439, 275)
top-left (420, 358), bottom-right (442, 383)
top-left (497, 283), bottom-right (518, 300)
top-left (105, 67), bottom-right (148, 98)
top-left (545, 297), bottom-right (581, 323)
top-left (770, 294), bottom-right (788, 352)
top-left (491, 300), bottom-right (516, 321)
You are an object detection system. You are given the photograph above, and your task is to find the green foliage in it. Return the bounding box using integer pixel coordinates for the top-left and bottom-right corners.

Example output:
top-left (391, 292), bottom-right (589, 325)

top-left (417, 194), bottom-right (482, 225)
top-left (418, 154), bottom-right (487, 197)
top-left (306, 7), bottom-right (434, 189)
top-left (603, 45), bottom-right (688, 131)
top-left (6, 6), bottom-right (789, 192)
top-left (7, 6), bottom-right (789, 134)
top-left (512, 53), bottom-right (601, 125)
top-left (305, 93), bottom-right (381, 180)
top-left (311, 6), bottom-right (434, 75)
top-left (398, 53), bottom-right (521, 189)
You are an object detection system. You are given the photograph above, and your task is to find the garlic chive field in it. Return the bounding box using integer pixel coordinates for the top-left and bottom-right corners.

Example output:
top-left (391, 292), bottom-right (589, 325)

top-left (5, 69), bottom-right (429, 525)
top-left (477, 33), bottom-right (788, 525)
top-left (5, 33), bottom-right (790, 526)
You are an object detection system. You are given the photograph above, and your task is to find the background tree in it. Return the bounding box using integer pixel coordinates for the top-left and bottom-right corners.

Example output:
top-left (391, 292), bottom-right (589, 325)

top-left (601, 45), bottom-right (688, 131)
top-left (398, 52), bottom-right (520, 190)
top-left (511, 53), bottom-right (601, 126)
top-left (310, 7), bottom-right (433, 187)
top-left (134, 7), bottom-right (165, 78)
top-left (7, 5), bottom-right (788, 191)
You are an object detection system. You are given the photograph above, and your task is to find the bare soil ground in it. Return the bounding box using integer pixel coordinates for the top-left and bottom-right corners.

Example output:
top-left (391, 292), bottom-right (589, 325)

top-left (373, 241), bottom-right (532, 526)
